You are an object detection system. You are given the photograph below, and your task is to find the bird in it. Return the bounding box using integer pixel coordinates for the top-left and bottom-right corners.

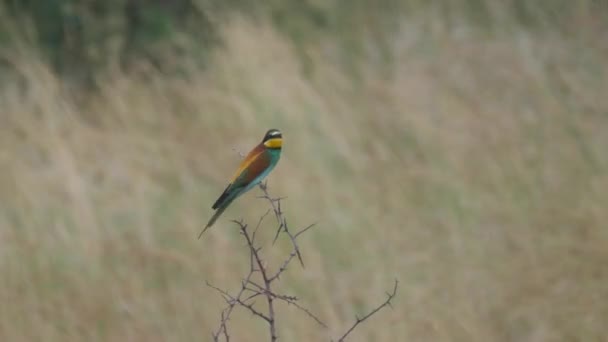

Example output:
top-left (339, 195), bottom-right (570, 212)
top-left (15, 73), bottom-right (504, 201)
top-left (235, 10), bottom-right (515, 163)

top-left (199, 129), bottom-right (283, 237)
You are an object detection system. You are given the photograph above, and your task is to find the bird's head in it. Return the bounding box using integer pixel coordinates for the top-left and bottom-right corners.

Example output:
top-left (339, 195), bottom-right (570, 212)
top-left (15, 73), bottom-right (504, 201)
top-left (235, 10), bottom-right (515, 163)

top-left (263, 129), bottom-right (282, 149)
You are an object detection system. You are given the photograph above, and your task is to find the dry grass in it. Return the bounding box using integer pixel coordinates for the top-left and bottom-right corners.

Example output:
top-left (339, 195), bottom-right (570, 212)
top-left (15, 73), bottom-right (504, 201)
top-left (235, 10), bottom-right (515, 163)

top-left (1, 13), bottom-right (608, 341)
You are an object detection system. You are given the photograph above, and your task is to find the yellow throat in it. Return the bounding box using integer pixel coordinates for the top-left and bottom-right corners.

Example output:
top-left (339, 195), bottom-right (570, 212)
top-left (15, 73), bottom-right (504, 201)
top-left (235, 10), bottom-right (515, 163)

top-left (264, 138), bottom-right (282, 149)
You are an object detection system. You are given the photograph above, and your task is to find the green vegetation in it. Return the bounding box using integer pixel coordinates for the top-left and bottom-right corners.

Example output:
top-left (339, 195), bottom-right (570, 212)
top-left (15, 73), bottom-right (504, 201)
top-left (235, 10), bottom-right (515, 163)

top-left (0, 1), bottom-right (607, 341)
top-left (2, 0), bottom-right (603, 79)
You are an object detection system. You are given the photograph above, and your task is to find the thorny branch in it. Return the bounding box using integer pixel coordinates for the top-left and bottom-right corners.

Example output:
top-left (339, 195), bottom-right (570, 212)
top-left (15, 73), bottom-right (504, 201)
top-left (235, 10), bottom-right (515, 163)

top-left (334, 280), bottom-right (399, 342)
top-left (207, 186), bottom-right (322, 341)
top-left (206, 185), bottom-right (398, 341)
top-left (257, 181), bottom-right (308, 267)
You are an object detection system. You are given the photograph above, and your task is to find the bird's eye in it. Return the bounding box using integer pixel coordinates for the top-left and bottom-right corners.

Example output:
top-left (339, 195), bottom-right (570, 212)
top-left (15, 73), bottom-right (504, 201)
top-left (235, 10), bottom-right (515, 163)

top-left (266, 130), bottom-right (281, 140)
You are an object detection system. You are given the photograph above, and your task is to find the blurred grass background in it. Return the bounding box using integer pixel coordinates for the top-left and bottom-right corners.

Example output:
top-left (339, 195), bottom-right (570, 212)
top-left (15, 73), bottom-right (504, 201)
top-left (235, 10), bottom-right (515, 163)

top-left (1, 1), bottom-right (608, 341)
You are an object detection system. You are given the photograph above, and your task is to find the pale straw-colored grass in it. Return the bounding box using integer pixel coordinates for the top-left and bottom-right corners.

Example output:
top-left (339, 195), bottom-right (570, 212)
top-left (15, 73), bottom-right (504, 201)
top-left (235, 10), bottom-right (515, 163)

top-left (0, 13), bottom-right (607, 341)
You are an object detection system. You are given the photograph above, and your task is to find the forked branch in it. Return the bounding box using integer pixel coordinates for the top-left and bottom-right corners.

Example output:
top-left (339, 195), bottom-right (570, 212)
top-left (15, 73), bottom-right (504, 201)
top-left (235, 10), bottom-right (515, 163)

top-left (206, 186), bottom-right (398, 341)
top-left (207, 187), bottom-right (322, 341)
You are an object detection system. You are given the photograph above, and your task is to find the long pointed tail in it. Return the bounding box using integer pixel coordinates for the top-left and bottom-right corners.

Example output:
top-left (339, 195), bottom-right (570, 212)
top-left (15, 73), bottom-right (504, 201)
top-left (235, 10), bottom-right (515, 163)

top-left (198, 202), bottom-right (230, 238)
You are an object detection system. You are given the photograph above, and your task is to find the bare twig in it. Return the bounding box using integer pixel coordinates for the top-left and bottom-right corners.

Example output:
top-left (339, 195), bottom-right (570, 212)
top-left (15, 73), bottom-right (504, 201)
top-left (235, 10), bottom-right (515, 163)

top-left (233, 219), bottom-right (279, 341)
top-left (272, 293), bottom-right (327, 328)
top-left (257, 182), bottom-right (305, 267)
top-left (244, 280), bottom-right (327, 328)
top-left (268, 250), bottom-right (297, 283)
top-left (207, 152), bottom-right (399, 342)
top-left (206, 264), bottom-right (258, 341)
top-left (295, 222), bottom-right (317, 238)
top-left (335, 280), bottom-right (399, 342)
top-left (207, 280), bottom-right (270, 322)
top-left (206, 186), bottom-right (323, 341)
top-left (206, 211), bottom-right (272, 341)
top-left (207, 185), bottom-right (398, 342)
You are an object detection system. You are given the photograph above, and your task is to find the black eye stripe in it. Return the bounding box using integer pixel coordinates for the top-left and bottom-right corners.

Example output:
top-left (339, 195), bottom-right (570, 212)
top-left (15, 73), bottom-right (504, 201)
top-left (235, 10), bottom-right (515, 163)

top-left (264, 130), bottom-right (282, 141)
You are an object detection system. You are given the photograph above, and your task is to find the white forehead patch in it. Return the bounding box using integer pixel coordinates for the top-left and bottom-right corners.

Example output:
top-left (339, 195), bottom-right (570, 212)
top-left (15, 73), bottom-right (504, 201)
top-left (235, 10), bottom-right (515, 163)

top-left (269, 131), bottom-right (281, 136)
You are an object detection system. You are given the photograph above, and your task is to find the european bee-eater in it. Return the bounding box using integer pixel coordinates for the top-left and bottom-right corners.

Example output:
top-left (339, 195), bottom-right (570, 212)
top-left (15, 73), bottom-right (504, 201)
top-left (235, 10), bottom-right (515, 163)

top-left (199, 129), bottom-right (283, 237)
